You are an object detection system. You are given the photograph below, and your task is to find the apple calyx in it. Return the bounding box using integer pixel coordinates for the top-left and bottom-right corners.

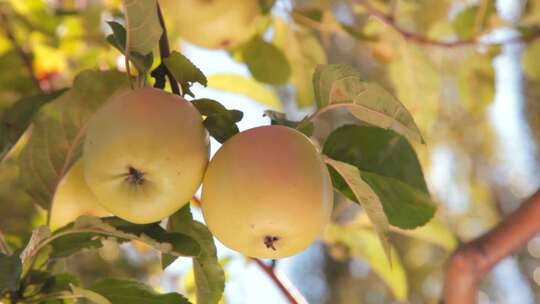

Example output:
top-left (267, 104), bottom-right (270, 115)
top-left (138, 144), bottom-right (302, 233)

top-left (126, 166), bottom-right (146, 185)
top-left (264, 235), bottom-right (280, 251)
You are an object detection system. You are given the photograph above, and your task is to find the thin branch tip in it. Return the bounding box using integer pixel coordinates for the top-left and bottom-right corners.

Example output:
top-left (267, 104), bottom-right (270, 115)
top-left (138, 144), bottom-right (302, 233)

top-left (252, 258), bottom-right (307, 304)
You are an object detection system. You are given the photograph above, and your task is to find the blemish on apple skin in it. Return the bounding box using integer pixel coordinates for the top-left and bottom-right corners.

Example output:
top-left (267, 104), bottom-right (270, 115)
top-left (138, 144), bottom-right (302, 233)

top-left (219, 39), bottom-right (231, 48)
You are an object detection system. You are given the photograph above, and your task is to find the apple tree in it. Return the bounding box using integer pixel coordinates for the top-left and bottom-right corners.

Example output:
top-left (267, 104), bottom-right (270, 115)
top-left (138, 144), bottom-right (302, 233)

top-left (0, 0), bottom-right (540, 303)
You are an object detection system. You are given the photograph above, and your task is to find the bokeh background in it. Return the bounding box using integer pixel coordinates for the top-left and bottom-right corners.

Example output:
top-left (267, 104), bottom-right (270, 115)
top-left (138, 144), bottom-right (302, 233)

top-left (1, 0), bottom-right (540, 303)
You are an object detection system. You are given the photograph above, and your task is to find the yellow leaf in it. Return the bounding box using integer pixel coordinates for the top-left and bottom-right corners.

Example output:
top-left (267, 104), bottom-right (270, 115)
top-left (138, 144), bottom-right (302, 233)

top-left (324, 158), bottom-right (392, 264)
top-left (388, 43), bottom-right (440, 132)
top-left (356, 213), bottom-right (458, 251)
top-left (123, 0), bottom-right (162, 55)
top-left (71, 285), bottom-right (112, 304)
top-left (326, 224), bottom-right (408, 301)
top-left (523, 40), bottom-right (540, 81)
top-left (33, 43), bottom-right (67, 77)
top-left (207, 74), bottom-right (283, 111)
top-left (273, 18), bottom-right (326, 107)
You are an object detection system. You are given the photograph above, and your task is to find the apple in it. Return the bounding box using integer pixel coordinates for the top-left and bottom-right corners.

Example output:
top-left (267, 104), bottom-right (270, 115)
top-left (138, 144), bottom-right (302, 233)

top-left (83, 88), bottom-right (209, 224)
top-left (50, 160), bottom-right (109, 230)
top-left (160, 0), bottom-right (260, 49)
top-left (201, 125), bottom-right (333, 259)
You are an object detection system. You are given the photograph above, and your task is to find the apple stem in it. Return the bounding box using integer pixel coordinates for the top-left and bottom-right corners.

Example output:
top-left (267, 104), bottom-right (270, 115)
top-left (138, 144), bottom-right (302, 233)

top-left (153, 2), bottom-right (181, 95)
top-left (264, 235), bottom-right (279, 251)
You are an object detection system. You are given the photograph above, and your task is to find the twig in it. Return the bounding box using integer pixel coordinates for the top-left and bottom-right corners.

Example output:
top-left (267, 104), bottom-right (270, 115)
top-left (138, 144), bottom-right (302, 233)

top-left (352, 0), bottom-right (540, 48)
top-left (252, 258), bottom-right (308, 304)
top-left (154, 2), bottom-right (181, 95)
top-left (443, 189), bottom-right (540, 303)
top-left (0, 8), bottom-right (42, 91)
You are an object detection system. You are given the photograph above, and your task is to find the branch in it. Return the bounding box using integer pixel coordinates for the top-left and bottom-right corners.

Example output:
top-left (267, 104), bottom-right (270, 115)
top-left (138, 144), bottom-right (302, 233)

top-left (443, 189), bottom-right (540, 303)
top-left (154, 2), bottom-right (181, 95)
top-left (252, 258), bottom-right (308, 304)
top-left (352, 0), bottom-right (540, 48)
top-left (0, 8), bottom-right (42, 91)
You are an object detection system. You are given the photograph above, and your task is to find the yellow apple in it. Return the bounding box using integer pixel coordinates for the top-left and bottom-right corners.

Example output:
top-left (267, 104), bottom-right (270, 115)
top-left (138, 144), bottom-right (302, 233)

top-left (50, 160), bottom-right (109, 230)
top-left (201, 125), bottom-right (333, 259)
top-left (161, 0), bottom-right (260, 49)
top-left (83, 88), bottom-right (209, 224)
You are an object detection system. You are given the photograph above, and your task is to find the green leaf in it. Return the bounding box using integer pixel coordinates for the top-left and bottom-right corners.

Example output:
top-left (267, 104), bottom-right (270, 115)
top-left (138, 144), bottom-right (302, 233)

top-left (323, 125), bottom-right (428, 193)
top-left (326, 224), bottom-right (408, 301)
top-left (523, 39), bottom-right (540, 81)
top-left (313, 64), bottom-right (359, 108)
top-left (207, 74), bottom-right (283, 110)
top-left (72, 285), bottom-right (111, 304)
top-left (163, 51), bottom-right (207, 97)
top-left (18, 70), bottom-right (130, 210)
top-left (313, 64), bottom-right (424, 143)
top-left (387, 44), bottom-right (440, 132)
top-left (522, 1), bottom-right (540, 23)
top-left (165, 209), bottom-right (224, 304)
top-left (325, 158), bottom-right (392, 263)
top-left (258, 0), bottom-right (276, 14)
top-left (407, 0), bottom-right (453, 34)
top-left (228, 110), bottom-right (244, 122)
top-left (192, 98), bottom-right (243, 123)
top-left (323, 125), bottom-right (436, 229)
top-left (203, 115), bottom-right (239, 144)
top-left (191, 99), bottom-right (229, 116)
top-left (49, 216), bottom-right (200, 258)
top-left (292, 8), bottom-right (324, 23)
top-left (452, 4), bottom-right (494, 39)
top-left (360, 172), bottom-right (437, 229)
top-left (273, 19), bottom-right (326, 107)
top-left (0, 51), bottom-right (39, 96)
top-left (192, 98), bottom-right (242, 143)
top-left (190, 222), bottom-right (224, 304)
top-left (123, 0), bottom-right (162, 55)
top-left (0, 253), bottom-right (22, 293)
top-left (241, 36), bottom-right (291, 85)
top-left (49, 232), bottom-right (102, 258)
top-left (25, 270), bottom-right (52, 287)
top-left (23, 271), bottom-right (79, 299)
top-left (392, 218), bottom-right (457, 251)
top-left (452, 6), bottom-right (478, 39)
top-left (41, 273), bottom-right (81, 294)
top-left (0, 89), bottom-right (67, 160)
top-left (91, 278), bottom-right (191, 304)
top-left (263, 110), bottom-right (313, 137)
top-left (355, 213), bottom-right (457, 251)
top-left (340, 23), bottom-right (378, 41)
top-left (167, 205), bottom-right (194, 236)
top-left (457, 53), bottom-right (495, 113)
top-left (106, 21), bottom-right (153, 74)
top-left (162, 204), bottom-right (193, 269)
